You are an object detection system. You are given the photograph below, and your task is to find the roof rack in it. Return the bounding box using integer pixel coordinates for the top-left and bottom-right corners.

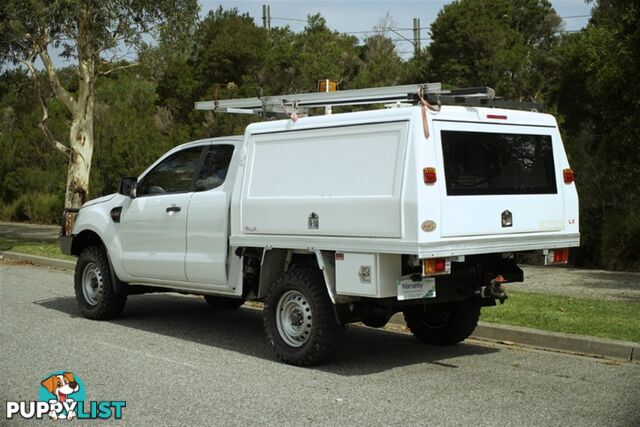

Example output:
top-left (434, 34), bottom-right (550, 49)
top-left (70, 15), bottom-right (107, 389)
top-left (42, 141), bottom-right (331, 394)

top-left (193, 83), bottom-right (542, 117)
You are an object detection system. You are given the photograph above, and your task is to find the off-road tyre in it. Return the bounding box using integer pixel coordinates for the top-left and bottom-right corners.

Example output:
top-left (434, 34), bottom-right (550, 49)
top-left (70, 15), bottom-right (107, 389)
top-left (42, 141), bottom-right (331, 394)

top-left (264, 268), bottom-right (345, 366)
top-left (74, 245), bottom-right (127, 320)
top-left (203, 295), bottom-right (245, 309)
top-left (403, 298), bottom-right (481, 345)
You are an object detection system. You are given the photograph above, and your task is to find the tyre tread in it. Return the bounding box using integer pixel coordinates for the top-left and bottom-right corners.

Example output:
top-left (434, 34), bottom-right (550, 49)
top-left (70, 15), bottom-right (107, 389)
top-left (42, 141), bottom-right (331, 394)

top-left (403, 299), bottom-right (481, 345)
top-left (74, 245), bottom-right (127, 320)
top-left (264, 268), bottom-right (344, 366)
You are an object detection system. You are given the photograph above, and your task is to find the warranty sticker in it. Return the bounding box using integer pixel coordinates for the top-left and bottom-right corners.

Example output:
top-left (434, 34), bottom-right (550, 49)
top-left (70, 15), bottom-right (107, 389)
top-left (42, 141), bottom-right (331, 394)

top-left (397, 275), bottom-right (436, 300)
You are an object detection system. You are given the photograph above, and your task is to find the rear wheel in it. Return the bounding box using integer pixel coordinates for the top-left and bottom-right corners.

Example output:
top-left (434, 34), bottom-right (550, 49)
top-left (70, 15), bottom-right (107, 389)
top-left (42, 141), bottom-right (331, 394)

top-left (203, 295), bottom-right (245, 309)
top-left (264, 268), bottom-right (345, 366)
top-left (403, 299), bottom-right (481, 345)
top-left (74, 245), bottom-right (127, 320)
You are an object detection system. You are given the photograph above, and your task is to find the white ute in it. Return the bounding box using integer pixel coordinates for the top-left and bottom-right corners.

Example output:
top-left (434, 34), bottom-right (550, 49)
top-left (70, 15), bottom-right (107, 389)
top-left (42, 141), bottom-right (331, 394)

top-left (60, 84), bottom-right (579, 365)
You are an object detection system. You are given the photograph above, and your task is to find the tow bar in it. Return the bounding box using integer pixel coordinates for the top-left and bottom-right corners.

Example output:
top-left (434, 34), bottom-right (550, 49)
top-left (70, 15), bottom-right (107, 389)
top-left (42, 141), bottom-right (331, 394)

top-left (481, 275), bottom-right (509, 304)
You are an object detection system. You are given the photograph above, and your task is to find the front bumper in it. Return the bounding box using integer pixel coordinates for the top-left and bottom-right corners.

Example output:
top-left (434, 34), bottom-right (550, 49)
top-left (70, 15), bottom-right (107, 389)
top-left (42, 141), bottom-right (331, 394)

top-left (60, 235), bottom-right (74, 255)
top-left (60, 208), bottom-right (79, 255)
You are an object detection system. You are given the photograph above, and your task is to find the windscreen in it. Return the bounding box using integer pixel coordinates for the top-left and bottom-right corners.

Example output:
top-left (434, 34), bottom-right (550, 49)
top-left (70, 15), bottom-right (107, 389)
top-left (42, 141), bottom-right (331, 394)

top-left (441, 130), bottom-right (557, 196)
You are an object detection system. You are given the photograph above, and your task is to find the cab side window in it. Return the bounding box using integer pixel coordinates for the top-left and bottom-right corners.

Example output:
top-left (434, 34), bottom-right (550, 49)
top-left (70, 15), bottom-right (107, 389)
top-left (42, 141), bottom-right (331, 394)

top-left (194, 145), bottom-right (235, 191)
top-left (139, 146), bottom-right (203, 196)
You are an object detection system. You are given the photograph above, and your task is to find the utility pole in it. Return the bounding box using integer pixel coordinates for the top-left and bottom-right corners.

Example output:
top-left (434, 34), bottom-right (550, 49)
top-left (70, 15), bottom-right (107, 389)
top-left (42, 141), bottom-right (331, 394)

top-left (413, 18), bottom-right (421, 56)
top-left (262, 4), bottom-right (271, 31)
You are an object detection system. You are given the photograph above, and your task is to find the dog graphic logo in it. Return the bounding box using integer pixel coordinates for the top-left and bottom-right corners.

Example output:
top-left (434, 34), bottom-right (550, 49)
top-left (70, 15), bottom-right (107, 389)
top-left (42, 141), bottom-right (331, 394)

top-left (5, 371), bottom-right (125, 420)
top-left (40, 372), bottom-right (80, 420)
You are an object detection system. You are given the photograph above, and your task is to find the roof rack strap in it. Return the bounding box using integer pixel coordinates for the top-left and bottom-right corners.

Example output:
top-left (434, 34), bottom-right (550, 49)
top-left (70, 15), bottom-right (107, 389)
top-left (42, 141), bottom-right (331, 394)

top-left (416, 86), bottom-right (441, 139)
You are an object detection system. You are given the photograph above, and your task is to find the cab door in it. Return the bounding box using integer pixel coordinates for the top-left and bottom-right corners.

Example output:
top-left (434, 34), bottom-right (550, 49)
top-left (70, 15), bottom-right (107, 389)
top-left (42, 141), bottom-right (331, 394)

top-left (119, 146), bottom-right (204, 282)
top-left (185, 144), bottom-right (236, 286)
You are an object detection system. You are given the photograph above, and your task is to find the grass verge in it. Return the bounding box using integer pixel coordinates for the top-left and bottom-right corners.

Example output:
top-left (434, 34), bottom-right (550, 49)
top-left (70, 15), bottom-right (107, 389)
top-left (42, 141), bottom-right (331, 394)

top-left (481, 290), bottom-right (640, 343)
top-left (0, 236), bottom-right (75, 261)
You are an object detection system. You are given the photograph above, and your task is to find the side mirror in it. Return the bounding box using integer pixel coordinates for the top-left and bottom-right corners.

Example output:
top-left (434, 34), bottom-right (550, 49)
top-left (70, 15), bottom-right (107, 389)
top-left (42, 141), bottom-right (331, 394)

top-left (119, 177), bottom-right (138, 198)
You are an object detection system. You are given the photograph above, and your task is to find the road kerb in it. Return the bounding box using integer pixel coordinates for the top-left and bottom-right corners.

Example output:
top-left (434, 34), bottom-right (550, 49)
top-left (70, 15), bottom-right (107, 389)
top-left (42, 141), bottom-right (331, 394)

top-left (388, 313), bottom-right (639, 362)
top-left (0, 251), bottom-right (76, 271)
top-left (2, 250), bottom-right (638, 362)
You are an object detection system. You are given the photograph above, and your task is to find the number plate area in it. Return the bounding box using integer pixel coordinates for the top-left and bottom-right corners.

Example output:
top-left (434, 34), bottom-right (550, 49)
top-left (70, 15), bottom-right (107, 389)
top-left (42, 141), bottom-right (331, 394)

top-left (397, 275), bottom-right (436, 300)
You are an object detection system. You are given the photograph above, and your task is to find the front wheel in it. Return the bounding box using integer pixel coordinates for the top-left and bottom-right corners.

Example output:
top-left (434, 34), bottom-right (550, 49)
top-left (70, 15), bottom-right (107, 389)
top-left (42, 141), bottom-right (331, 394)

top-left (403, 299), bottom-right (481, 345)
top-left (263, 268), bottom-right (345, 366)
top-left (74, 245), bottom-right (127, 320)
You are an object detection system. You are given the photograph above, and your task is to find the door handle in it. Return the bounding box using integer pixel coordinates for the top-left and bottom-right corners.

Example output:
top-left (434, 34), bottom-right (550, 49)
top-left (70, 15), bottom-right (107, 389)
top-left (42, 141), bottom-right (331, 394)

top-left (166, 206), bottom-right (182, 213)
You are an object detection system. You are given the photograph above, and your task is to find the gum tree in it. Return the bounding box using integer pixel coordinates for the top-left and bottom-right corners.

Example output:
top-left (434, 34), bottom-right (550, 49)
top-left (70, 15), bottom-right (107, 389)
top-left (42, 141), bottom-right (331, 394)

top-left (426, 0), bottom-right (562, 101)
top-left (0, 0), bottom-right (198, 207)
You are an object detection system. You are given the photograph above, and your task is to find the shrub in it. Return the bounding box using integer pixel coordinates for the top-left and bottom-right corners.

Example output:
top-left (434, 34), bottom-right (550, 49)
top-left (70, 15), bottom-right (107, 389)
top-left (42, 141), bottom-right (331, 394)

top-left (0, 192), bottom-right (64, 224)
top-left (601, 208), bottom-right (640, 271)
top-left (0, 199), bottom-right (19, 221)
top-left (23, 192), bottom-right (64, 224)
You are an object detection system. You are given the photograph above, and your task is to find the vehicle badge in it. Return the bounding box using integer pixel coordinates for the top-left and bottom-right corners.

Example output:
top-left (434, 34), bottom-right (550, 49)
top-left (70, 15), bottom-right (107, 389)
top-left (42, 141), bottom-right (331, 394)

top-left (501, 210), bottom-right (513, 227)
top-left (359, 266), bottom-right (372, 283)
top-left (421, 220), bottom-right (437, 232)
top-left (308, 212), bottom-right (319, 229)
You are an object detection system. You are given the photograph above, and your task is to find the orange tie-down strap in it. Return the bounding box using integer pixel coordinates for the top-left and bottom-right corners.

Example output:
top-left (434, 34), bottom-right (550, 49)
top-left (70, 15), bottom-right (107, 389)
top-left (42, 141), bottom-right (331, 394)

top-left (417, 87), bottom-right (441, 139)
top-left (281, 100), bottom-right (299, 122)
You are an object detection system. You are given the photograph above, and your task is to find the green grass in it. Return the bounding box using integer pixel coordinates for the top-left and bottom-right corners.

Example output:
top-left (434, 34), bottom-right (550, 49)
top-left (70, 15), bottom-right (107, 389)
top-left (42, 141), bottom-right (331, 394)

top-left (482, 290), bottom-right (640, 343)
top-left (0, 236), bottom-right (75, 261)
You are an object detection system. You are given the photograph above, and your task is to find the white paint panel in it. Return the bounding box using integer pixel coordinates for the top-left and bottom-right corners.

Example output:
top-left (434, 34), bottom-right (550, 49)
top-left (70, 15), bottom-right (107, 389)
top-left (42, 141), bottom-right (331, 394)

top-left (439, 194), bottom-right (564, 236)
top-left (185, 190), bottom-right (229, 286)
top-left (335, 252), bottom-right (401, 297)
top-left (242, 121), bottom-right (408, 237)
top-left (433, 122), bottom-right (565, 238)
top-left (119, 193), bottom-right (192, 281)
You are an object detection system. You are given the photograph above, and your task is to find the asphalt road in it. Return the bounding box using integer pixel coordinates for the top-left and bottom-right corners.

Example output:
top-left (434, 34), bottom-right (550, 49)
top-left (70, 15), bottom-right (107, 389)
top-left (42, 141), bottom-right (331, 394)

top-left (1, 262), bottom-right (639, 426)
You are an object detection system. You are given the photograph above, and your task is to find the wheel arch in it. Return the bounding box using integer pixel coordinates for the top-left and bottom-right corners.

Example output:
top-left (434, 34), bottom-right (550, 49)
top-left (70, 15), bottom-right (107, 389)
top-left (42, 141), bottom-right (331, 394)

top-left (71, 230), bottom-right (104, 256)
top-left (72, 230), bottom-right (127, 295)
top-left (255, 248), bottom-right (339, 304)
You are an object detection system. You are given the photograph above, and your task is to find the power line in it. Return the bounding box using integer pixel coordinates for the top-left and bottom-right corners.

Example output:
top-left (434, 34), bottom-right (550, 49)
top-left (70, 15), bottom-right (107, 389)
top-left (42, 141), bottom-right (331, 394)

top-left (268, 14), bottom-right (590, 33)
top-left (270, 16), bottom-right (306, 23)
top-left (342, 27), bottom-right (430, 35)
top-left (263, 10), bottom-right (589, 51)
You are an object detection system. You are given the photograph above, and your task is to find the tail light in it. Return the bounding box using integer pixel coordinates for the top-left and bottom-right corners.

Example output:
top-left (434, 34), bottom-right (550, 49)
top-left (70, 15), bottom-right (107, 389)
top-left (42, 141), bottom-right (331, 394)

top-left (563, 168), bottom-right (574, 184)
top-left (423, 167), bottom-right (437, 184)
top-left (545, 248), bottom-right (569, 265)
top-left (423, 257), bottom-right (451, 276)
top-left (487, 114), bottom-right (507, 120)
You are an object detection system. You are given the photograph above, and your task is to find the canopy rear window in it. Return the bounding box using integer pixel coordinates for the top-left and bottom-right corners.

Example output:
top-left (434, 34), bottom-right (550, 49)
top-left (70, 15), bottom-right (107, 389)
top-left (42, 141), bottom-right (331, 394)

top-left (441, 130), bottom-right (557, 196)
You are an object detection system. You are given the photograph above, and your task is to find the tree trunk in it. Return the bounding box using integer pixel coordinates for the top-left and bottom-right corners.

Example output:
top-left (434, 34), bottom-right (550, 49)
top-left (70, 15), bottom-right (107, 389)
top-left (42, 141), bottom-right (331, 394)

top-left (65, 58), bottom-right (95, 209)
top-left (65, 111), bottom-right (94, 208)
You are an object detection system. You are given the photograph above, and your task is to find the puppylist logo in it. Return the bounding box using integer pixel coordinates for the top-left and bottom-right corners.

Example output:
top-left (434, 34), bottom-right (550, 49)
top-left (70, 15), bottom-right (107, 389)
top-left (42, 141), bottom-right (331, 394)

top-left (5, 371), bottom-right (126, 420)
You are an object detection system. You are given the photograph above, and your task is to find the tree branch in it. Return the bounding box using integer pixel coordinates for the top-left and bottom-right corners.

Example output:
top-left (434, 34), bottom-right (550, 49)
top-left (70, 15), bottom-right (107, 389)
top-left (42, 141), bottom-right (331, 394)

top-left (99, 61), bottom-right (139, 76)
top-left (35, 41), bottom-right (77, 114)
top-left (21, 57), bottom-right (72, 158)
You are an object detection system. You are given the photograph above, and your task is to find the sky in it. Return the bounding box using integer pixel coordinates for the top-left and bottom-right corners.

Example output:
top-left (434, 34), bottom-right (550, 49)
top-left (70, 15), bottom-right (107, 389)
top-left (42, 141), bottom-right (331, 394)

top-left (39, 0), bottom-right (593, 68)
top-left (200, 0), bottom-right (593, 58)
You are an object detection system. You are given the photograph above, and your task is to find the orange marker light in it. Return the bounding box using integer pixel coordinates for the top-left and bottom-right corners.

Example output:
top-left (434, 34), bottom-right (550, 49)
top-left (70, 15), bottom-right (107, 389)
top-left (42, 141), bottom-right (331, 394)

top-left (563, 168), bottom-right (574, 184)
top-left (423, 167), bottom-right (437, 184)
